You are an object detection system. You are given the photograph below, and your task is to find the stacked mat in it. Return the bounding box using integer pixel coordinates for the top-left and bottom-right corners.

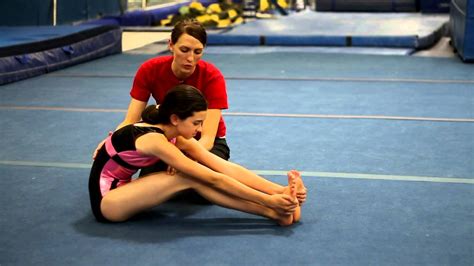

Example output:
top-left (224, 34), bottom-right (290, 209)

top-left (450, 0), bottom-right (474, 61)
top-left (316, 0), bottom-right (417, 12)
top-left (0, 25), bottom-right (122, 85)
top-left (206, 11), bottom-right (448, 49)
top-left (420, 0), bottom-right (450, 13)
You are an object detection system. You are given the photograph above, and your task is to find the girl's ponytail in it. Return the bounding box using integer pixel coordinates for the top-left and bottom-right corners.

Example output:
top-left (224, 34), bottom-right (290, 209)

top-left (141, 84), bottom-right (207, 125)
top-left (141, 104), bottom-right (160, 124)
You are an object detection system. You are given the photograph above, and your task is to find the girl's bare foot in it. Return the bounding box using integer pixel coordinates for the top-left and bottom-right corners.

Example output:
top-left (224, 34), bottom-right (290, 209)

top-left (277, 213), bottom-right (293, 226)
top-left (287, 171), bottom-right (301, 223)
top-left (291, 170), bottom-right (307, 205)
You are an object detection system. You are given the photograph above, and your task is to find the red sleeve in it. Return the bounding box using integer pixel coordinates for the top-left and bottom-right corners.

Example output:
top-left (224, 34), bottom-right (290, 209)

top-left (202, 62), bottom-right (228, 110)
top-left (130, 60), bottom-right (153, 102)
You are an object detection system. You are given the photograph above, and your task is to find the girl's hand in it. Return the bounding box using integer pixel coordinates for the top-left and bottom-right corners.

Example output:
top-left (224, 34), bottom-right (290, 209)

top-left (297, 187), bottom-right (307, 205)
top-left (166, 166), bottom-right (177, 175)
top-left (267, 194), bottom-right (298, 215)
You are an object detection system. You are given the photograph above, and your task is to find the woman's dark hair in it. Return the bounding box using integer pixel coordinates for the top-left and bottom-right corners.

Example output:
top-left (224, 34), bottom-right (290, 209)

top-left (141, 84), bottom-right (207, 124)
top-left (171, 19), bottom-right (207, 46)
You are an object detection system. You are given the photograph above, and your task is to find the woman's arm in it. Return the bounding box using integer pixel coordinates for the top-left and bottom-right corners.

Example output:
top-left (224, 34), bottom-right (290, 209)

top-left (116, 98), bottom-right (147, 130)
top-left (197, 109), bottom-right (221, 150)
top-left (177, 137), bottom-right (286, 196)
top-left (93, 98), bottom-right (147, 159)
top-left (136, 134), bottom-right (297, 212)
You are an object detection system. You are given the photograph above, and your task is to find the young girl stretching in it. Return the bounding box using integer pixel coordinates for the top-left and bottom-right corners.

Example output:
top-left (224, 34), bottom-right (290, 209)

top-left (89, 84), bottom-right (306, 226)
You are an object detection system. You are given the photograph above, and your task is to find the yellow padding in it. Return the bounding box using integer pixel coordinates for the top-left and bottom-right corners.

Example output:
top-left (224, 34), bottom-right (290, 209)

top-left (196, 14), bottom-right (210, 24)
top-left (228, 9), bottom-right (238, 19)
top-left (233, 17), bottom-right (244, 25)
top-left (209, 14), bottom-right (219, 22)
top-left (161, 18), bottom-right (171, 25)
top-left (260, 0), bottom-right (269, 11)
top-left (189, 1), bottom-right (205, 12)
top-left (207, 3), bottom-right (222, 14)
top-left (277, 0), bottom-right (288, 8)
top-left (217, 19), bottom-right (231, 28)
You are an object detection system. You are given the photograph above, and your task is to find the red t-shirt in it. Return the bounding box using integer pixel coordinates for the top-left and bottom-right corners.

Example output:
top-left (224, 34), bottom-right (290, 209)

top-left (130, 56), bottom-right (228, 137)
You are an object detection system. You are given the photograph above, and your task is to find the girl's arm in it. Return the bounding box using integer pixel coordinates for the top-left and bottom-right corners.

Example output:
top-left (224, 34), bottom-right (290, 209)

top-left (177, 137), bottom-right (286, 195)
top-left (136, 134), bottom-right (297, 213)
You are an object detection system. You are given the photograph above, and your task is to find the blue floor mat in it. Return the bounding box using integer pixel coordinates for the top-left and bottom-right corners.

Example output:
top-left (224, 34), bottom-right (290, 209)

top-left (1, 166), bottom-right (472, 265)
top-left (1, 41), bottom-right (473, 266)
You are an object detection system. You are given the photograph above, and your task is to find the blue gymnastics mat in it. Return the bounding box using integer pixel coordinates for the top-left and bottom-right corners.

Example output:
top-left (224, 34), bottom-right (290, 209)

top-left (0, 25), bottom-right (122, 85)
top-left (207, 10), bottom-right (449, 49)
top-left (0, 42), bottom-right (473, 265)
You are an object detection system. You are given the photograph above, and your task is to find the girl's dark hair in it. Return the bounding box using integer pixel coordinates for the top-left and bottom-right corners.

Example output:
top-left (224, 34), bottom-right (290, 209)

top-left (141, 84), bottom-right (208, 124)
top-left (171, 19), bottom-right (207, 46)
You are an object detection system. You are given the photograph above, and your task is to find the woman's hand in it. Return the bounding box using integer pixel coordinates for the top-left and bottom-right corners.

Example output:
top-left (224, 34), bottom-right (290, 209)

top-left (92, 138), bottom-right (107, 160)
top-left (92, 131), bottom-right (113, 160)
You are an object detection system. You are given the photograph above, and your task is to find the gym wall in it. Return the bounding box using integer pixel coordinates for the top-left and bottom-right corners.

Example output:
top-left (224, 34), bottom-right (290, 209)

top-left (0, 0), bottom-right (127, 26)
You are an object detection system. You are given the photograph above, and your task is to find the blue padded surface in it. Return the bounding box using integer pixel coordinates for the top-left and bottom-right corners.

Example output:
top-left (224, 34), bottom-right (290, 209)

top-left (82, 0), bottom-right (216, 27)
top-left (207, 11), bottom-right (448, 48)
top-left (0, 25), bottom-right (99, 48)
top-left (204, 46), bottom-right (415, 55)
top-left (207, 35), bottom-right (261, 45)
top-left (2, 166), bottom-right (472, 266)
top-left (0, 25), bottom-right (122, 85)
top-left (450, 0), bottom-right (474, 61)
top-left (420, 0), bottom-right (450, 13)
top-left (265, 35), bottom-right (347, 46)
top-left (452, 0), bottom-right (474, 18)
top-left (316, 0), bottom-right (417, 12)
top-left (351, 35), bottom-right (418, 47)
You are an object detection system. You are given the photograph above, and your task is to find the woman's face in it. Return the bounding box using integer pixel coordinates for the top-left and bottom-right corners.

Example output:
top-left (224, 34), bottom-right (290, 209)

top-left (170, 33), bottom-right (204, 79)
top-left (176, 111), bottom-right (207, 139)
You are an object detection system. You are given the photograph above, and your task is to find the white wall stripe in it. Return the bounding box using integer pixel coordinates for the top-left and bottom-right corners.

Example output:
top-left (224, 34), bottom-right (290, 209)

top-left (227, 76), bottom-right (474, 84)
top-left (1, 160), bottom-right (472, 185)
top-left (254, 170), bottom-right (474, 184)
top-left (49, 73), bottom-right (474, 84)
top-left (0, 106), bottom-right (126, 113)
top-left (224, 112), bottom-right (474, 122)
top-left (1, 106), bottom-right (473, 123)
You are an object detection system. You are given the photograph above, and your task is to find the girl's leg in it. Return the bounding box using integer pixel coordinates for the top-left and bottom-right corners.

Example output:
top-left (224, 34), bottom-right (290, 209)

top-left (101, 172), bottom-right (194, 222)
top-left (199, 151), bottom-right (299, 197)
top-left (216, 163), bottom-right (306, 203)
top-left (223, 163), bottom-right (287, 195)
top-left (101, 172), bottom-right (294, 225)
top-left (188, 177), bottom-right (293, 226)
